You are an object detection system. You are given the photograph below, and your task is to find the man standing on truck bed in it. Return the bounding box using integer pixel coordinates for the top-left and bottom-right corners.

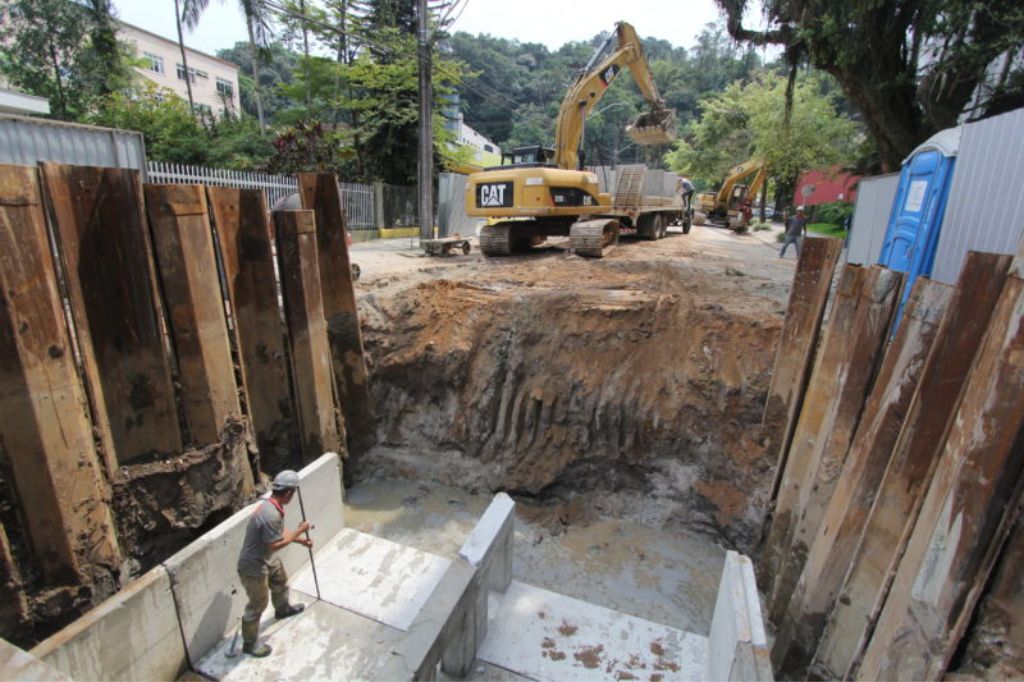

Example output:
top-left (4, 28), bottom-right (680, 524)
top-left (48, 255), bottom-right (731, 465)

top-left (677, 175), bottom-right (695, 218)
top-left (780, 206), bottom-right (807, 258)
top-left (236, 470), bottom-right (313, 657)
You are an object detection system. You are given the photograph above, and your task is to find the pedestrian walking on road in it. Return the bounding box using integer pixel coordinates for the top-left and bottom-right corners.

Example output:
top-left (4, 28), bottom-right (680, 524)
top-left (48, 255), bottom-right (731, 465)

top-left (780, 206), bottom-right (807, 258)
top-left (236, 470), bottom-right (313, 657)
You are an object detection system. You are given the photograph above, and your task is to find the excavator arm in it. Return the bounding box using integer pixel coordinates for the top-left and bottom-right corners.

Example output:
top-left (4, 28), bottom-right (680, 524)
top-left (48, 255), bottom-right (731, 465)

top-left (715, 159), bottom-right (766, 207)
top-left (552, 22), bottom-right (675, 170)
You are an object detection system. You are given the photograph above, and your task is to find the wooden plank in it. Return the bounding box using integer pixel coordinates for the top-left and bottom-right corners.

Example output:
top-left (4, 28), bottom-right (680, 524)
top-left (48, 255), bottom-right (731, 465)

top-left (955, 508), bottom-right (1024, 679)
top-left (207, 187), bottom-right (301, 472)
top-left (40, 162), bottom-right (181, 463)
top-left (811, 251), bottom-right (1013, 679)
top-left (0, 164), bottom-right (122, 585)
top-left (855, 250), bottom-right (1024, 681)
top-left (145, 184), bottom-right (244, 455)
top-left (772, 277), bottom-right (951, 676)
top-left (761, 236), bottom-right (844, 498)
top-left (298, 173), bottom-right (374, 452)
top-left (767, 266), bottom-right (903, 626)
top-left (758, 263), bottom-right (865, 594)
top-left (273, 210), bottom-right (342, 461)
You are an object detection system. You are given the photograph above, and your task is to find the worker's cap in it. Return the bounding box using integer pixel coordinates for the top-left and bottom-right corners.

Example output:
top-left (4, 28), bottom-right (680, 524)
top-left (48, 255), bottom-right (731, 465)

top-left (271, 470), bottom-right (300, 491)
top-left (796, 205), bottom-right (805, 211)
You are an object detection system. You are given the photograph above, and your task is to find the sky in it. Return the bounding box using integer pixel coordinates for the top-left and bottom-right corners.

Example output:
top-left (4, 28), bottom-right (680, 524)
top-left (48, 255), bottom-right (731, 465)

top-left (113, 0), bottom-right (739, 58)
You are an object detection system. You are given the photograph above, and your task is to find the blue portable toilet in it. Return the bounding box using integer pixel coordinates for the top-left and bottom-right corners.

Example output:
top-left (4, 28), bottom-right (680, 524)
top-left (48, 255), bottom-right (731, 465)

top-left (878, 126), bottom-right (961, 324)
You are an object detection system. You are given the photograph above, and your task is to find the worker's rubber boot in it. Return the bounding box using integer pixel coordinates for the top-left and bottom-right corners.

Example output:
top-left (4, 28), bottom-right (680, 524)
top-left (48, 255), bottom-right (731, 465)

top-left (275, 603), bottom-right (305, 620)
top-left (241, 619), bottom-right (272, 657)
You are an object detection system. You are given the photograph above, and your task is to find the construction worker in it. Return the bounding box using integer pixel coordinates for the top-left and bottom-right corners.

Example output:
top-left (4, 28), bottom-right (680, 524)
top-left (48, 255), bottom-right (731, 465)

top-left (677, 175), bottom-right (696, 217)
top-left (780, 205), bottom-right (808, 258)
top-left (236, 470), bottom-right (312, 657)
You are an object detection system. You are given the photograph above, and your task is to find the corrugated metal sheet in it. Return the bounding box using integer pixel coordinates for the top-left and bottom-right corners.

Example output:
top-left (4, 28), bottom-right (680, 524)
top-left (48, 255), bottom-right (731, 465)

top-left (931, 108), bottom-right (1024, 283)
top-left (0, 114), bottom-right (145, 170)
top-left (847, 173), bottom-right (900, 265)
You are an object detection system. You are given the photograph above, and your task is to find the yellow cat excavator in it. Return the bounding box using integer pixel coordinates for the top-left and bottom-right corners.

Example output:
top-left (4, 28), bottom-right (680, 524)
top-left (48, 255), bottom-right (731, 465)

top-left (693, 158), bottom-right (768, 230)
top-left (465, 21), bottom-right (679, 257)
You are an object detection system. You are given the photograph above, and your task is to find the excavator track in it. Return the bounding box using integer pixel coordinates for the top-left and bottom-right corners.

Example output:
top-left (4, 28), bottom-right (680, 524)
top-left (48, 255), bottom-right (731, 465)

top-left (479, 223), bottom-right (513, 256)
top-left (571, 219), bottom-right (620, 258)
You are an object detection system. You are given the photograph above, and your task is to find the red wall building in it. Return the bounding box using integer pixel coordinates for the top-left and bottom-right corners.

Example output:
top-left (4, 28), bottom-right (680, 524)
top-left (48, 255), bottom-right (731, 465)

top-left (792, 166), bottom-right (860, 207)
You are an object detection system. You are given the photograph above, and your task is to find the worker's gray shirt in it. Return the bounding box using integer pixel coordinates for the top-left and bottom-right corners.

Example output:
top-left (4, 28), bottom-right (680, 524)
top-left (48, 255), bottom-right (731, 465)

top-left (237, 499), bottom-right (284, 577)
top-left (786, 215), bottom-right (807, 237)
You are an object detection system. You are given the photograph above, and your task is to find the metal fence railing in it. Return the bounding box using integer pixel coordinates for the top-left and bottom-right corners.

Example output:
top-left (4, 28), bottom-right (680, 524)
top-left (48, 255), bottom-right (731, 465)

top-left (339, 181), bottom-right (375, 230)
top-left (147, 162), bottom-right (299, 209)
top-left (145, 162), bottom-right (413, 232)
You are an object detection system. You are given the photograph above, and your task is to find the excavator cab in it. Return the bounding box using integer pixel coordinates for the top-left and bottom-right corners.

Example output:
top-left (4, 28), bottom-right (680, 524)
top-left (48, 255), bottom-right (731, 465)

top-left (496, 146), bottom-right (557, 168)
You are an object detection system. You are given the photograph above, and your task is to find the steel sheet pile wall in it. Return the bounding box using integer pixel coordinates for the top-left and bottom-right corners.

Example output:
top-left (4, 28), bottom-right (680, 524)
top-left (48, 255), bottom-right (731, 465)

top-left (759, 236), bottom-right (1024, 680)
top-left (932, 108), bottom-right (1024, 284)
top-left (0, 163), bottom-right (363, 650)
top-left (0, 115), bottom-right (145, 170)
top-left (846, 173), bottom-right (899, 265)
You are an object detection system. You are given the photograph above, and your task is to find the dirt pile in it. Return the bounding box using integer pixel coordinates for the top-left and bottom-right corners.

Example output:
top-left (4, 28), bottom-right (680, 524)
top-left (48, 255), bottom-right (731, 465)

top-left (357, 253), bottom-right (785, 551)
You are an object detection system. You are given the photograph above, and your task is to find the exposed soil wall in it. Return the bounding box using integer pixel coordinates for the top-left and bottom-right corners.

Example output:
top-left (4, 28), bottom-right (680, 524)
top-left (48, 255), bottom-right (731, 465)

top-left (357, 255), bottom-right (784, 552)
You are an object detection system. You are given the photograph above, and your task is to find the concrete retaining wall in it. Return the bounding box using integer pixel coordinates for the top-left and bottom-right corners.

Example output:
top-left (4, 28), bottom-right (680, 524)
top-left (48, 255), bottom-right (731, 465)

top-left (706, 551), bottom-right (773, 681)
top-left (30, 567), bottom-right (187, 681)
top-left (30, 453), bottom-right (344, 679)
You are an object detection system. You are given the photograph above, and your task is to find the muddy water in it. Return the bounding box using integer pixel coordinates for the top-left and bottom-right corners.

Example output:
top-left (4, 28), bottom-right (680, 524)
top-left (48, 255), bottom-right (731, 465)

top-left (343, 478), bottom-right (725, 635)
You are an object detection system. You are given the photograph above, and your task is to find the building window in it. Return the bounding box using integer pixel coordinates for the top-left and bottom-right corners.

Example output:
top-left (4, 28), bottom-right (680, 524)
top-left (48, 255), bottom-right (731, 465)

top-left (196, 103), bottom-right (213, 115)
top-left (484, 144), bottom-right (494, 153)
top-left (144, 52), bottom-right (164, 74)
top-left (176, 64), bottom-right (209, 83)
top-left (216, 77), bottom-right (234, 98)
top-left (176, 63), bottom-right (193, 83)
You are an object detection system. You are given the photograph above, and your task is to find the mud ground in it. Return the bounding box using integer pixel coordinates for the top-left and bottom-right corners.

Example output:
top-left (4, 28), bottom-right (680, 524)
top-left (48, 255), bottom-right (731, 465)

top-left (350, 223), bottom-right (799, 555)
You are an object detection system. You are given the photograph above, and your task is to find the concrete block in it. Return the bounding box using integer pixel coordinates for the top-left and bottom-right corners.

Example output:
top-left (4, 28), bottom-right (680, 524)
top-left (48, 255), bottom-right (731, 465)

top-left (291, 528), bottom-right (452, 631)
top-left (379, 558), bottom-right (478, 681)
top-left (458, 492), bottom-right (514, 592)
top-left (706, 551), bottom-right (773, 681)
top-left (477, 580), bottom-right (708, 681)
top-left (1, 638), bottom-right (69, 681)
top-left (30, 566), bottom-right (186, 681)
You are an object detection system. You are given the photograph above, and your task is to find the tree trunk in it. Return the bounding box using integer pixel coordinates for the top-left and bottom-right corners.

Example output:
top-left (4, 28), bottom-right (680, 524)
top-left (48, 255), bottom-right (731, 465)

top-left (174, 0), bottom-right (196, 115)
top-left (299, 0), bottom-right (311, 109)
top-left (246, 17), bottom-right (266, 133)
top-left (47, 36), bottom-right (67, 120)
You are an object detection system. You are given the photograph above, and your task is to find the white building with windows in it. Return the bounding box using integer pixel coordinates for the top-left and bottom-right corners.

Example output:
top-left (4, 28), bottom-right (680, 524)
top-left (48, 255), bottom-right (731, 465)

top-left (119, 21), bottom-right (240, 117)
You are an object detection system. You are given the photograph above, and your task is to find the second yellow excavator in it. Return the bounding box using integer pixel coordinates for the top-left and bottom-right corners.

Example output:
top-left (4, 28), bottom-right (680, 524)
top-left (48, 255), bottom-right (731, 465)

top-left (464, 21), bottom-right (681, 257)
top-left (693, 158), bottom-right (768, 230)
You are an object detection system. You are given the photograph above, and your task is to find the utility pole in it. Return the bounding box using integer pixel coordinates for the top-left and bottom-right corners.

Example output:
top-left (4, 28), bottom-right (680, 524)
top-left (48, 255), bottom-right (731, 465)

top-left (417, 0), bottom-right (433, 241)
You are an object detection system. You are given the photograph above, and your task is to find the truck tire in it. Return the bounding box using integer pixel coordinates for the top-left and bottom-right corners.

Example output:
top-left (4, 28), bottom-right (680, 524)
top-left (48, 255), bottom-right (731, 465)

top-left (638, 214), bottom-right (657, 240)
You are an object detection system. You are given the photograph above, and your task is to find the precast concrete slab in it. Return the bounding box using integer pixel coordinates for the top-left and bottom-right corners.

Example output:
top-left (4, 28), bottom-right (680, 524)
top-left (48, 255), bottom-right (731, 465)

top-left (195, 598), bottom-right (402, 681)
top-left (477, 581), bottom-right (707, 681)
top-left (291, 527), bottom-right (452, 631)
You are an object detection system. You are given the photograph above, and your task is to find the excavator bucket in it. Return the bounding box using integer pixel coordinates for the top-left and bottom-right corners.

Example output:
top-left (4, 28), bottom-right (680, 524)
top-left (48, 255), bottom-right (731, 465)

top-left (626, 108), bottom-right (677, 145)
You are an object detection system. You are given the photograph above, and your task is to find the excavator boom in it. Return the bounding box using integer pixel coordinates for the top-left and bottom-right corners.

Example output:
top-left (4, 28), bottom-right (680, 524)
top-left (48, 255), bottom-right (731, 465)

top-left (553, 22), bottom-right (675, 170)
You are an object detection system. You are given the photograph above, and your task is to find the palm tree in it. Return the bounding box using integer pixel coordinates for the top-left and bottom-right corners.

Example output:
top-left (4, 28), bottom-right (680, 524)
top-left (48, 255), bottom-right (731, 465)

top-left (174, 0), bottom-right (199, 114)
top-left (180, 0), bottom-right (272, 132)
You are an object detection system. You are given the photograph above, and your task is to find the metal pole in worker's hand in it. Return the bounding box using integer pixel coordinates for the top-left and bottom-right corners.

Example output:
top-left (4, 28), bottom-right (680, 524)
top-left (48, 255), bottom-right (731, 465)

top-left (296, 487), bottom-right (321, 601)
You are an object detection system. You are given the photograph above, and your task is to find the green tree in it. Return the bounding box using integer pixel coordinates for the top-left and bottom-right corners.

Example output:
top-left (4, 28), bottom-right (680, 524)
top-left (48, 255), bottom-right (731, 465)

top-left (0, 0), bottom-right (131, 121)
top-left (668, 71), bottom-right (859, 209)
top-left (89, 83), bottom-right (210, 163)
top-left (184, 0), bottom-right (274, 132)
top-left (714, 0), bottom-right (1024, 169)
